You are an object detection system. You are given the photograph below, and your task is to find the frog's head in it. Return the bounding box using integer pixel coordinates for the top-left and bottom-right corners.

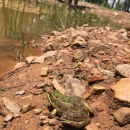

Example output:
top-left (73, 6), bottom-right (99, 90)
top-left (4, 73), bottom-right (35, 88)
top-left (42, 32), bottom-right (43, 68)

top-left (46, 91), bottom-right (61, 106)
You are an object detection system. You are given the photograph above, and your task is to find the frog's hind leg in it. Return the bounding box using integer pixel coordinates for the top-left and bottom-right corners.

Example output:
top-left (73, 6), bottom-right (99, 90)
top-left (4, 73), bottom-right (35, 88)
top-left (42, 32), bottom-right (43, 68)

top-left (61, 118), bottom-right (91, 128)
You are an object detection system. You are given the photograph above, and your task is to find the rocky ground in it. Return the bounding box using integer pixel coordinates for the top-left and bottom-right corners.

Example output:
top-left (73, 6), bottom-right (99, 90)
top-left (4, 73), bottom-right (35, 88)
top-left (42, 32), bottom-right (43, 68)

top-left (0, 1), bottom-right (130, 130)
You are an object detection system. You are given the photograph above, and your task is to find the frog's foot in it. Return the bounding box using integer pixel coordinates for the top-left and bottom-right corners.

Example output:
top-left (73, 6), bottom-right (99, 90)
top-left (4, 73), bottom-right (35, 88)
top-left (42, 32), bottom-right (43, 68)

top-left (48, 109), bottom-right (57, 118)
top-left (61, 118), bottom-right (91, 128)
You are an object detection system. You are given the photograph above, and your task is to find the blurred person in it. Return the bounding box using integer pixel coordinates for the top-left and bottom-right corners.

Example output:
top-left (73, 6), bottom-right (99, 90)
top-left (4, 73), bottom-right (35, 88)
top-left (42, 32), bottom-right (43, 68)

top-left (68, 0), bottom-right (78, 9)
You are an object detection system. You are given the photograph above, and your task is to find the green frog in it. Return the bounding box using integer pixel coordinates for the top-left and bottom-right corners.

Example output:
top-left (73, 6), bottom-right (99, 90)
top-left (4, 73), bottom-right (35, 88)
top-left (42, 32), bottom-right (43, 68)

top-left (46, 91), bottom-right (93, 128)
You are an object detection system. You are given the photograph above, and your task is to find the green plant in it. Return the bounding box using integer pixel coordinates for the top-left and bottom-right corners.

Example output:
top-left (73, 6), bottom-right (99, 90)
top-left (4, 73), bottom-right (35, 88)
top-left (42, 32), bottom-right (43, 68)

top-left (17, 32), bottom-right (27, 60)
top-left (1, 0), bottom-right (26, 38)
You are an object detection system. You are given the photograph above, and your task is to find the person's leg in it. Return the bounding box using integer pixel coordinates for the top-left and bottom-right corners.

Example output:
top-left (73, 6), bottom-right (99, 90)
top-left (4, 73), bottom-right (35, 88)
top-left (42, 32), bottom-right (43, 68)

top-left (74, 0), bottom-right (78, 9)
top-left (68, 0), bottom-right (72, 7)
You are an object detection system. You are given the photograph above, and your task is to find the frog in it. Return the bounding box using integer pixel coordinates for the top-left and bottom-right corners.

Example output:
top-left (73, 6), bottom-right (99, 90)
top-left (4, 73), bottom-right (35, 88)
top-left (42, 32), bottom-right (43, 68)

top-left (46, 90), bottom-right (93, 128)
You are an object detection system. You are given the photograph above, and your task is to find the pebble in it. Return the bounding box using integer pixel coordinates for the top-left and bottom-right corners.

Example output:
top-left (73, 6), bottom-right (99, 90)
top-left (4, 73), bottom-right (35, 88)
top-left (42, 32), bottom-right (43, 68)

top-left (111, 78), bottom-right (130, 103)
top-left (39, 115), bottom-right (48, 120)
top-left (83, 85), bottom-right (106, 100)
top-left (116, 64), bottom-right (130, 78)
top-left (88, 40), bottom-right (110, 50)
top-left (33, 108), bottom-right (42, 115)
top-left (41, 67), bottom-right (49, 76)
top-left (73, 50), bottom-right (83, 60)
top-left (52, 79), bottom-right (66, 94)
top-left (48, 118), bottom-right (60, 126)
top-left (43, 126), bottom-right (54, 130)
top-left (3, 97), bottom-right (21, 113)
top-left (15, 90), bottom-right (26, 96)
top-left (22, 104), bottom-right (32, 113)
top-left (24, 120), bottom-right (30, 124)
top-left (65, 78), bottom-right (86, 97)
top-left (14, 62), bottom-right (26, 69)
top-left (85, 121), bottom-right (99, 130)
top-left (114, 107), bottom-right (130, 124)
top-left (36, 83), bottom-right (46, 89)
top-left (4, 114), bottom-right (14, 122)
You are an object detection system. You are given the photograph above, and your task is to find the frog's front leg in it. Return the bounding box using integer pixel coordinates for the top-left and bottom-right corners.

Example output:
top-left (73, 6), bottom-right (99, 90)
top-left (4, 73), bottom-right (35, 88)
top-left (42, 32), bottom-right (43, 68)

top-left (48, 109), bottom-right (57, 118)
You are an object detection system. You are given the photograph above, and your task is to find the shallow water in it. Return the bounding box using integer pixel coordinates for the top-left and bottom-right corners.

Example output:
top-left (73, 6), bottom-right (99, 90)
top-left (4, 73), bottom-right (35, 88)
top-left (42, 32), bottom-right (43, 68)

top-left (0, 38), bottom-right (42, 74)
top-left (0, 6), bottom-right (50, 74)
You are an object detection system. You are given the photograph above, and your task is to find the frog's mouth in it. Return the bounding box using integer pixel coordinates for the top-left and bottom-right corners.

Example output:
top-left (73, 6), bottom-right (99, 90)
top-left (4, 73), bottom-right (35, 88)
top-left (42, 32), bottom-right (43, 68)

top-left (46, 92), bottom-right (53, 104)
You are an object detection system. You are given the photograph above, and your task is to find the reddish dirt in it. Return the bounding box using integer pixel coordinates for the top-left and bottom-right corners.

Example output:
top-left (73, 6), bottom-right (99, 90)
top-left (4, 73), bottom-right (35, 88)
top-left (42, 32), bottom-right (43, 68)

top-left (0, 1), bottom-right (130, 130)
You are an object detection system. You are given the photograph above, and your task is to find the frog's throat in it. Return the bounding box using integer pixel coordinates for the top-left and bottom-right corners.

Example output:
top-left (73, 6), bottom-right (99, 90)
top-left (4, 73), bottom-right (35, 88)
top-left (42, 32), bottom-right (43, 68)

top-left (62, 119), bottom-right (91, 128)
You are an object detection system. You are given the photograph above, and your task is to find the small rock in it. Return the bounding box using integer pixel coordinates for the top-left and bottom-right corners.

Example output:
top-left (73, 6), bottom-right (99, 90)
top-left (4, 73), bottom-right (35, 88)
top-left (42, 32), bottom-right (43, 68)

top-left (25, 56), bottom-right (36, 63)
top-left (43, 126), bottom-right (54, 130)
top-left (44, 42), bottom-right (57, 52)
top-left (73, 50), bottom-right (83, 60)
top-left (116, 64), bottom-right (130, 78)
top-left (84, 57), bottom-right (90, 63)
top-left (14, 62), bottom-right (26, 69)
top-left (107, 34), bottom-right (117, 40)
top-left (98, 66), bottom-right (115, 77)
top-left (65, 78), bottom-right (86, 97)
top-left (124, 46), bottom-right (130, 53)
top-left (41, 67), bottom-right (49, 76)
top-left (88, 40), bottom-right (110, 50)
top-left (33, 109), bottom-right (42, 115)
top-left (22, 104), bottom-right (32, 113)
top-left (111, 78), bottom-right (130, 103)
top-left (63, 42), bottom-right (71, 47)
top-left (88, 75), bottom-right (104, 83)
top-left (4, 114), bottom-right (14, 122)
top-left (83, 86), bottom-right (106, 99)
top-left (54, 59), bottom-right (64, 67)
top-left (43, 119), bottom-right (49, 124)
top-left (31, 89), bottom-right (43, 95)
top-left (45, 50), bottom-right (57, 59)
top-left (26, 55), bottom-right (46, 64)
top-left (90, 68), bottom-right (100, 75)
top-left (48, 118), bottom-right (60, 126)
top-left (114, 107), bottom-right (130, 124)
top-left (24, 120), bottom-right (29, 124)
top-left (2, 122), bottom-right (8, 128)
top-left (39, 115), bottom-right (48, 120)
top-left (94, 60), bottom-right (100, 65)
top-left (3, 97), bottom-right (21, 113)
top-left (15, 90), bottom-right (26, 96)
top-left (13, 113), bottom-right (20, 118)
top-left (52, 79), bottom-right (66, 94)
top-left (36, 83), bottom-right (46, 89)
top-left (83, 63), bottom-right (93, 68)
top-left (20, 95), bottom-right (33, 100)
top-left (85, 121), bottom-right (99, 130)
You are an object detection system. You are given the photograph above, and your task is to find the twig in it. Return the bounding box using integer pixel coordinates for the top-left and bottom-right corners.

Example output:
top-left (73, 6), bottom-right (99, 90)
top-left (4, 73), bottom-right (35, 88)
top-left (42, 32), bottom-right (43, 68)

top-left (0, 111), bottom-right (6, 117)
top-left (0, 79), bottom-right (43, 92)
top-left (0, 58), bottom-right (36, 80)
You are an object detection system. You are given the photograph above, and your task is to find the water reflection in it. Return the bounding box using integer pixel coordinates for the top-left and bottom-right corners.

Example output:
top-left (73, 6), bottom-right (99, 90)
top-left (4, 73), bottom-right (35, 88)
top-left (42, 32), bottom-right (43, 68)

top-left (0, 8), bottom-right (48, 74)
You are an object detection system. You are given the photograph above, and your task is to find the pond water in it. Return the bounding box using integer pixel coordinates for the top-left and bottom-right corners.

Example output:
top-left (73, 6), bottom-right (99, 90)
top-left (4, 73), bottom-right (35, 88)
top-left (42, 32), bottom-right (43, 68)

top-left (0, 5), bottom-right (54, 74)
